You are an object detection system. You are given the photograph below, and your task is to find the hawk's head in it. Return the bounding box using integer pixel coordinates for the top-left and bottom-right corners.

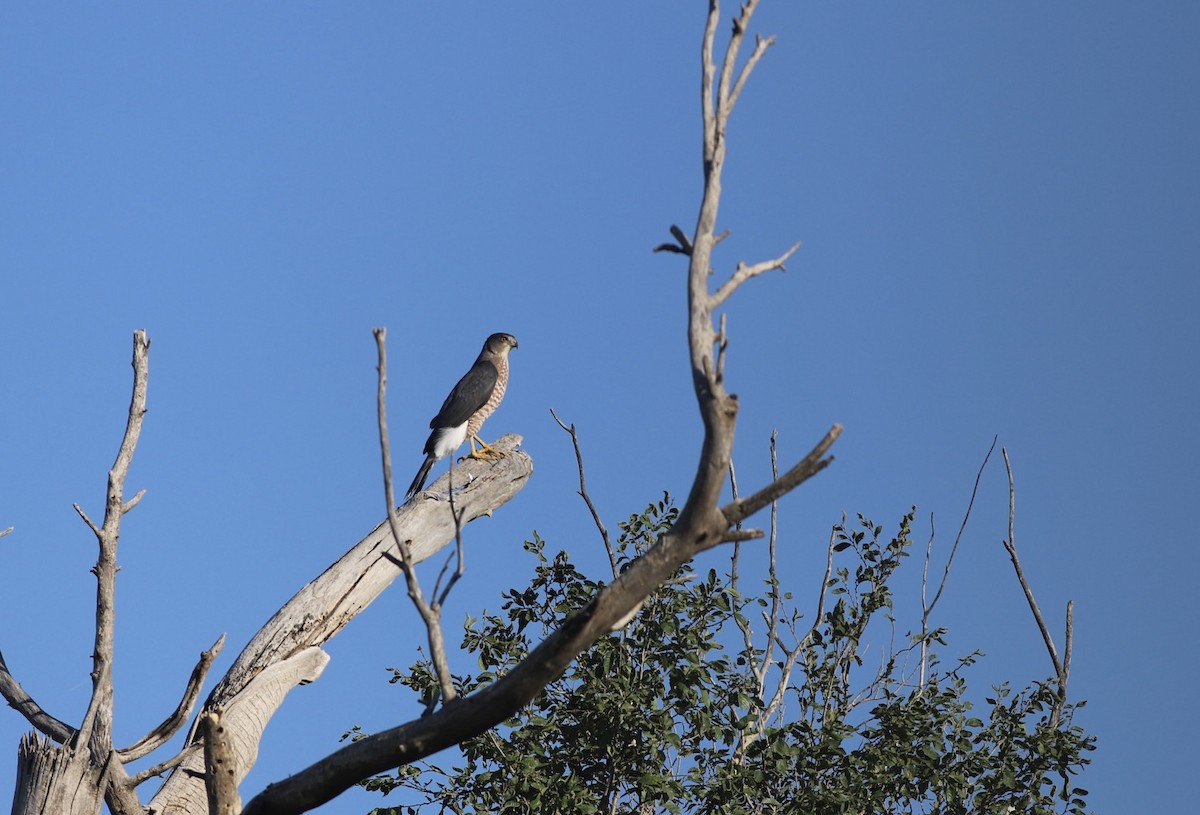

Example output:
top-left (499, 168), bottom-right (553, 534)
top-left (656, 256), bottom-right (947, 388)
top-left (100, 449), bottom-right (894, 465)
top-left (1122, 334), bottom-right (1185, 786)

top-left (483, 333), bottom-right (519, 355)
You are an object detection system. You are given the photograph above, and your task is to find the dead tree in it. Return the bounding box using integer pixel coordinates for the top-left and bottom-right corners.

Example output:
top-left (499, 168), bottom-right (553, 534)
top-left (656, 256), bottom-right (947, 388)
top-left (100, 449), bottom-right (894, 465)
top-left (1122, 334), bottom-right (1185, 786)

top-left (2, 2), bottom-right (838, 813)
top-left (1, 327), bottom-right (531, 815)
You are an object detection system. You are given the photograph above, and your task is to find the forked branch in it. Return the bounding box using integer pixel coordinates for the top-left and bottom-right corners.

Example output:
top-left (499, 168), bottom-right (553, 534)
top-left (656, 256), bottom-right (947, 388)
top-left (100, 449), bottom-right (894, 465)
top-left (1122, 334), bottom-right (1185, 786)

top-left (374, 327), bottom-right (457, 706)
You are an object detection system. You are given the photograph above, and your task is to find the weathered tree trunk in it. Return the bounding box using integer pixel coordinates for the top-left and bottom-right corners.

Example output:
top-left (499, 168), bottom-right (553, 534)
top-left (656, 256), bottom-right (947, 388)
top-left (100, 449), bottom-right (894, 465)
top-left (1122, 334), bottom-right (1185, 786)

top-left (11, 733), bottom-right (103, 815)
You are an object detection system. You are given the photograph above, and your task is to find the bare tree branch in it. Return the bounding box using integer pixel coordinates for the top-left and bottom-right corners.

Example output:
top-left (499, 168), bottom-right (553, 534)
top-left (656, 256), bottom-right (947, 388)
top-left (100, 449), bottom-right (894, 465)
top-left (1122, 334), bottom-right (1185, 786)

top-left (1001, 448), bottom-right (1062, 677)
top-left (375, 327), bottom-right (457, 705)
top-left (727, 33), bottom-right (775, 114)
top-left (431, 515), bottom-right (467, 612)
top-left (1001, 447), bottom-right (1072, 724)
top-left (734, 430), bottom-right (806, 762)
top-left (720, 424), bottom-right (842, 531)
top-left (122, 488), bottom-right (147, 514)
top-left (726, 454), bottom-right (752, 652)
top-left (71, 503), bottom-right (100, 537)
top-left (710, 241), bottom-right (801, 310)
top-left (0, 650), bottom-right (75, 743)
top-left (652, 224), bottom-right (694, 256)
top-left (551, 408), bottom-right (618, 578)
top-left (761, 430), bottom-right (782, 671)
top-left (714, 1), bottom-right (754, 124)
top-left (127, 743), bottom-right (196, 788)
top-left (700, 1), bottom-right (721, 168)
top-left (78, 329), bottom-right (149, 756)
top-left (920, 437), bottom-right (996, 684)
top-left (802, 526), bottom-right (837, 654)
top-left (118, 634), bottom-right (226, 762)
top-left (928, 436), bottom-right (996, 615)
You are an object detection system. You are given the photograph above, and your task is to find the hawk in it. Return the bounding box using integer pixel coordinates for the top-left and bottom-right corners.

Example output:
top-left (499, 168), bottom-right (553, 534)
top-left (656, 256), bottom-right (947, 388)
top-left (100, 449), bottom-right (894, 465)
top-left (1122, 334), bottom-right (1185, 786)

top-left (406, 332), bottom-right (519, 499)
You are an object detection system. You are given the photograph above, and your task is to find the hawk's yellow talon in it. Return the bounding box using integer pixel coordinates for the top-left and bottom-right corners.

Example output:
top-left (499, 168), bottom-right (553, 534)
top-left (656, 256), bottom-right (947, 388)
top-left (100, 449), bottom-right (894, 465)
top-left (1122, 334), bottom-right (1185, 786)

top-left (465, 435), bottom-right (504, 461)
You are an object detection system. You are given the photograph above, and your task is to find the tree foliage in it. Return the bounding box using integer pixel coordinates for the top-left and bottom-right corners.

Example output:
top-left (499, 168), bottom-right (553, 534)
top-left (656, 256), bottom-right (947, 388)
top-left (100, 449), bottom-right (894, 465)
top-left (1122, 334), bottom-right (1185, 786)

top-left (351, 497), bottom-right (1094, 814)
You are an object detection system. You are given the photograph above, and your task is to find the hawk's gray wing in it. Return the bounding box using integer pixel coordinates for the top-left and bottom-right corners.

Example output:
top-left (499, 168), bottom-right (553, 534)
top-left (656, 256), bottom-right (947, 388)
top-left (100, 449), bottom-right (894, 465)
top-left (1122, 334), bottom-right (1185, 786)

top-left (429, 358), bottom-right (499, 431)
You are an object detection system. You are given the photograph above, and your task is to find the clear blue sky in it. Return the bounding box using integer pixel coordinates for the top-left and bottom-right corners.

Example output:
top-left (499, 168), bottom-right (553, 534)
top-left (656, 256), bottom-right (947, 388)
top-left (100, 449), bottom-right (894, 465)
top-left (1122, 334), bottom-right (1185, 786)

top-left (2, 3), bottom-right (1196, 812)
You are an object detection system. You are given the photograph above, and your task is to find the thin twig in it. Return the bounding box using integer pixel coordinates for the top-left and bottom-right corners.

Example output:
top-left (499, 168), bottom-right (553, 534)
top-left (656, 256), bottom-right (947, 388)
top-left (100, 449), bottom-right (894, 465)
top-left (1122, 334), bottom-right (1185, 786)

top-left (919, 437), bottom-right (997, 684)
top-left (927, 436), bottom-right (996, 615)
top-left (1001, 448), bottom-right (1062, 677)
top-left (73, 503), bottom-right (101, 536)
top-left (374, 328), bottom-right (456, 705)
top-left (551, 408), bottom-right (617, 578)
top-left (710, 241), bottom-right (801, 310)
top-left (735, 430), bottom-right (803, 763)
top-left (1001, 448), bottom-right (1073, 728)
top-left (727, 456), bottom-right (741, 586)
top-left (727, 453), bottom-right (753, 679)
top-left (761, 430), bottom-right (783, 676)
top-left (434, 509), bottom-right (466, 611)
top-left (801, 526), bottom-right (838, 651)
top-left (432, 465), bottom-right (467, 610)
top-left (127, 744), bottom-right (198, 788)
top-left (122, 488), bottom-right (147, 514)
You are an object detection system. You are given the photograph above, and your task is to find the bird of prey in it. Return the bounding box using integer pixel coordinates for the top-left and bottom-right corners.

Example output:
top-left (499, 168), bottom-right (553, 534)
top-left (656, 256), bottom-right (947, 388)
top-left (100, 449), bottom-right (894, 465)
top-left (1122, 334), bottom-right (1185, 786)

top-left (406, 332), bottom-right (519, 499)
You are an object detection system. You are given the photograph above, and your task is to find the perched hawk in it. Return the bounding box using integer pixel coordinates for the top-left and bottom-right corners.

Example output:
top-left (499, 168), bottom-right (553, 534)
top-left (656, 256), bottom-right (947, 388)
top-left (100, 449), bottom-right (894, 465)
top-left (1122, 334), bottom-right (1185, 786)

top-left (406, 332), bottom-right (519, 499)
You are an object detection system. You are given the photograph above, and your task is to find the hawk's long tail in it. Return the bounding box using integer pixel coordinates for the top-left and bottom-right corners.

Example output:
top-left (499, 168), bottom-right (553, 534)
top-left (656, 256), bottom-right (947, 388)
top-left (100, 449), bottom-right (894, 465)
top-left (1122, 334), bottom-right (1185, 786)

top-left (406, 455), bottom-right (435, 500)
